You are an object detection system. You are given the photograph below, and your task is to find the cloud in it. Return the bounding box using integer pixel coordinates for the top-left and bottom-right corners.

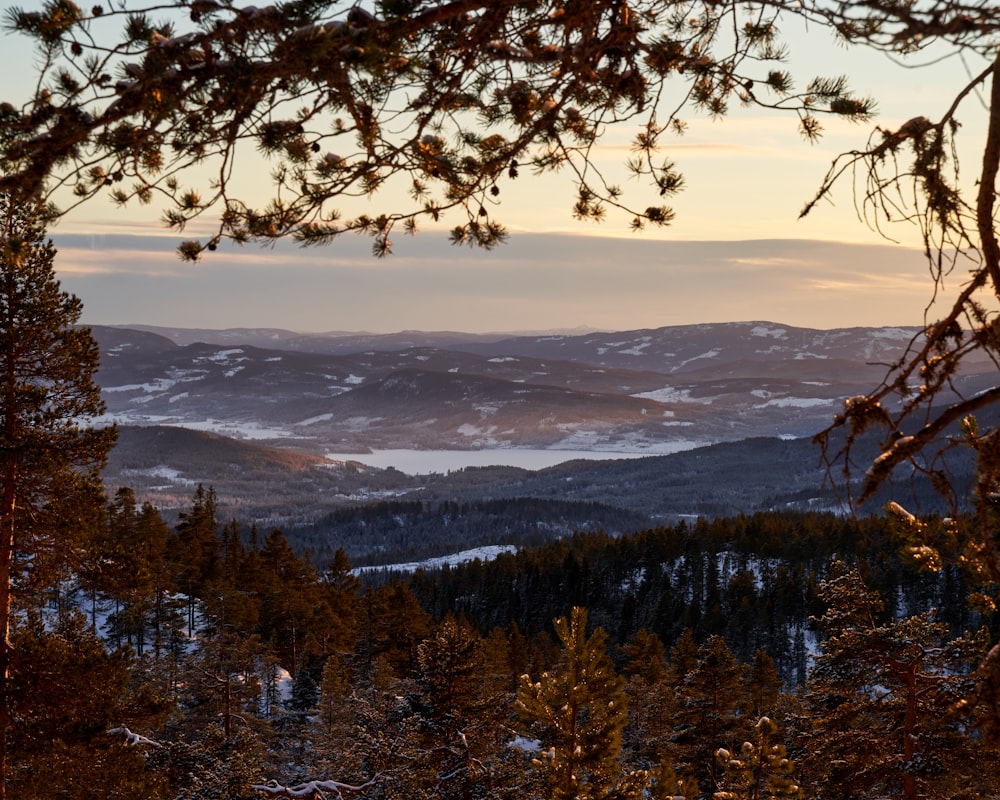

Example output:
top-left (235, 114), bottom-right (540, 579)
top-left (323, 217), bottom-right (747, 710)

top-left (47, 228), bottom-right (945, 334)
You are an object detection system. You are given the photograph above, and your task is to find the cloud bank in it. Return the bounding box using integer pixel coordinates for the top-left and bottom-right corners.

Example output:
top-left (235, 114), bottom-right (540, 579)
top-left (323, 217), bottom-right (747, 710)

top-left (51, 230), bottom-right (938, 333)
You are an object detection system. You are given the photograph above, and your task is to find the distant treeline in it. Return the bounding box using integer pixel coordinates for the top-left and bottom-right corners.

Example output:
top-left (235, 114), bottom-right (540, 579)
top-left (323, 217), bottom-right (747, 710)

top-left (296, 496), bottom-right (652, 565)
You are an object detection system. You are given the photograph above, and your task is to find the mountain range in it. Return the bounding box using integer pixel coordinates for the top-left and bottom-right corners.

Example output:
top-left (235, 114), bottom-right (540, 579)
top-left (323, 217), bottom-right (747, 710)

top-left (94, 321), bottom-right (987, 560)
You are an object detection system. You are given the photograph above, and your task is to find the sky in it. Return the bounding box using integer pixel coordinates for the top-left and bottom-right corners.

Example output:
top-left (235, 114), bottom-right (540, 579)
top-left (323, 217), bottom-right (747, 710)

top-left (4, 3), bottom-right (992, 334)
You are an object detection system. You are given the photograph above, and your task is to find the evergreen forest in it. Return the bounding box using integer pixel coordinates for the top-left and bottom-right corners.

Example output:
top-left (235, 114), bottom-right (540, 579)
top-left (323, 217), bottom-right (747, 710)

top-left (6, 1), bottom-right (1000, 796)
top-left (15, 484), bottom-right (1000, 800)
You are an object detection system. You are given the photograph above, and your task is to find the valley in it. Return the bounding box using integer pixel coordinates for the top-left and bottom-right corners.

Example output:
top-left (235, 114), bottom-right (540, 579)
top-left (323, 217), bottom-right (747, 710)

top-left (96, 321), bottom-right (983, 563)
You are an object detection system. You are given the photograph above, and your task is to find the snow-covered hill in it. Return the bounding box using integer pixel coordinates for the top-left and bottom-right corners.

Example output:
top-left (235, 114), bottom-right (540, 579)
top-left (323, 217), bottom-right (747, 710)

top-left (94, 321), bottom-right (975, 456)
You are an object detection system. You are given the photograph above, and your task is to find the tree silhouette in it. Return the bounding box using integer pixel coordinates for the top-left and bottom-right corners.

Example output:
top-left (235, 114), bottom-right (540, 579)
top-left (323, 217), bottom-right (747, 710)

top-left (0, 194), bottom-right (116, 799)
top-left (1, 0), bottom-right (873, 259)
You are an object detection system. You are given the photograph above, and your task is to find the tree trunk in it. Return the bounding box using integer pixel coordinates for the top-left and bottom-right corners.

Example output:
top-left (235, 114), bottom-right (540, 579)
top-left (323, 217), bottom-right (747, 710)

top-left (0, 473), bottom-right (16, 800)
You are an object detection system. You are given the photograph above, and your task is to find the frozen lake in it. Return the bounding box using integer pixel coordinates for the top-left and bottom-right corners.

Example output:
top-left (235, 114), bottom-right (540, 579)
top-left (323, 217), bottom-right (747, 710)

top-left (324, 445), bottom-right (699, 475)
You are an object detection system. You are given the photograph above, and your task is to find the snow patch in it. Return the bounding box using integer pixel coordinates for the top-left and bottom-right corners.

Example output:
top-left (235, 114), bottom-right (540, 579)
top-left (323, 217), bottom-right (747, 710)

top-left (297, 413), bottom-right (335, 426)
top-left (753, 397), bottom-right (834, 409)
top-left (103, 371), bottom-right (207, 393)
top-left (617, 342), bottom-right (651, 356)
top-left (750, 325), bottom-right (788, 339)
top-left (632, 386), bottom-right (707, 404)
top-left (870, 327), bottom-right (916, 341)
top-left (199, 348), bottom-right (247, 364)
top-left (353, 544), bottom-right (518, 575)
top-left (677, 348), bottom-right (721, 368)
top-left (122, 465), bottom-right (196, 486)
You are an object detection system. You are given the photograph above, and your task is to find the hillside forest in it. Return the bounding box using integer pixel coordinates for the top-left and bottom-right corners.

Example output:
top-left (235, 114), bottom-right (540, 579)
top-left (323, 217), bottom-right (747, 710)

top-left (13, 483), bottom-right (1000, 800)
top-left (6, 1), bottom-right (1000, 797)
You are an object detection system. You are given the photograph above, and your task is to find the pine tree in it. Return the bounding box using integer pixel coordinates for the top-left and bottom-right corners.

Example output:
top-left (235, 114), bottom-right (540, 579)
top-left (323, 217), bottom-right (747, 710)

top-left (713, 716), bottom-right (802, 800)
top-left (81, 486), bottom-right (171, 653)
top-left (0, 196), bottom-right (116, 799)
top-left (619, 628), bottom-right (674, 770)
top-left (7, 610), bottom-right (170, 799)
top-left (134, 500), bottom-right (177, 661)
top-left (416, 615), bottom-right (484, 729)
top-left (319, 547), bottom-right (359, 656)
top-left (516, 607), bottom-right (630, 800)
top-left (357, 582), bottom-right (430, 682)
top-left (802, 561), bottom-right (999, 800)
top-left (671, 634), bottom-right (752, 795)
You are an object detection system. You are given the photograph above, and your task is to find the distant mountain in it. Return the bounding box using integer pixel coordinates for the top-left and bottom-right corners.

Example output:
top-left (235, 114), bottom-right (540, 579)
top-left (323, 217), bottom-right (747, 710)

top-left (108, 325), bottom-right (516, 353)
top-left (94, 321), bottom-right (978, 456)
top-left (89, 319), bottom-right (988, 559)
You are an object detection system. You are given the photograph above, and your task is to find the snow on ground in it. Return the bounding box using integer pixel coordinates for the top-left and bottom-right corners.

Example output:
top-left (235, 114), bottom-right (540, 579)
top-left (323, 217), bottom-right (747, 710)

top-left (631, 386), bottom-right (707, 404)
top-left (750, 325), bottom-right (788, 339)
top-left (456, 423), bottom-right (503, 447)
top-left (198, 348), bottom-right (247, 363)
top-left (353, 545), bottom-right (518, 575)
top-left (753, 397), bottom-right (835, 409)
top-left (100, 413), bottom-right (305, 441)
top-left (870, 327), bottom-right (917, 341)
top-left (175, 419), bottom-right (302, 439)
top-left (510, 735), bottom-right (543, 752)
top-left (617, 340), bottom-right (652, 356)
top-left (296, 413), bottom-right (335, 426)
top-left (122, 465), bottom-right (197, 485)
top-left (103, 371), bottom-right (208, 393)
top-left (676, 349), bottom-right (722, 369)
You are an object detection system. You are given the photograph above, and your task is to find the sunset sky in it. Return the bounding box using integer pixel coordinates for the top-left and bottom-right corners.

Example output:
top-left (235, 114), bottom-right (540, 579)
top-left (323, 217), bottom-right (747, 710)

top-left (4, 4), bottom-right (989, 334)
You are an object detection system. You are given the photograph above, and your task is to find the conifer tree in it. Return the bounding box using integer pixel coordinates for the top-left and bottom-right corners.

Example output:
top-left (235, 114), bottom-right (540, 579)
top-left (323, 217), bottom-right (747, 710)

top-left (319, 547), bottom-right (359, 657)
top-left (416, 615), bottom-right (484, 729)
top-left (802, 561), bottom-right (999, 800)
top-left (357, 582), bottom-right (430, 682)
top-left (7, 610), bottom-right (170, 799)
top-left (713, 716), bottom-right (802, 800)
top-left (132, 500), bottom-right (177, 660)
top-left (169, 484), bottom-right (220, 634)
top-left (0, 195), bottom-right (115, 799)
top-left (671, 635), bottom-right (752, 795)
top-left (516, 607), bottom-right (630, 800)
top-left (81, 486), bottom-right (171, 653)
top-left (619, 628), bottom-right (673, 770)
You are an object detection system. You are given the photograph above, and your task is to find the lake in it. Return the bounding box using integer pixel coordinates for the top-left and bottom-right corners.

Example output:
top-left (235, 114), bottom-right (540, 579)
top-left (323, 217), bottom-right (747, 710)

top-left (323, 444), bottom-right (700, 475)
